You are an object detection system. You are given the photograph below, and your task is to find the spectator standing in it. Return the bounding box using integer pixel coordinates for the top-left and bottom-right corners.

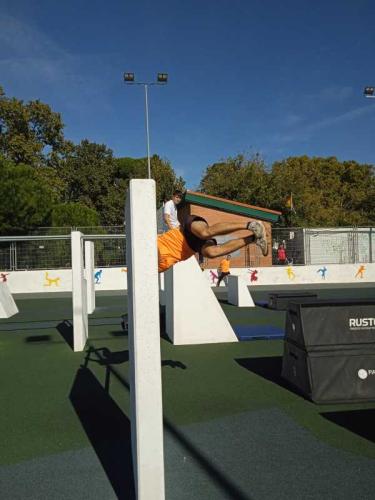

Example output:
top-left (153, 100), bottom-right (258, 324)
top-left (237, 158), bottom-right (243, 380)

top-left (277, 243), bottom-right (287, 265)
top-left (217, 254), bottom-right (231, 286)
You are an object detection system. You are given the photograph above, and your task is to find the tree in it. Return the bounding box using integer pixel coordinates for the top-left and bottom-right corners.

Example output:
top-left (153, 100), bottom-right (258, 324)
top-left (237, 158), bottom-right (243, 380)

top-left (51, 203), bottom-right (100, 227)
top-left (0, 85), bottom-right (67, 167)
top-left (199, 153), bottom-right (269, 206)
top-left (114, 154), bottom-right (185, 207)
top-left (269, 156), bottom-right (375, 226)
top-left (0, 156), bottom-right (53, 234)
top-left (60, 139), bottom-right (116, 221)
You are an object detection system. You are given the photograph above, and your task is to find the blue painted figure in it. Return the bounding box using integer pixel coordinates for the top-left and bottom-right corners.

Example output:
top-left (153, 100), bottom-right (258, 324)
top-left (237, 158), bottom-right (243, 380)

top-left (94, 269), bottom-right (103, 284)
top-left (317, 266), bottom-right (327, 279)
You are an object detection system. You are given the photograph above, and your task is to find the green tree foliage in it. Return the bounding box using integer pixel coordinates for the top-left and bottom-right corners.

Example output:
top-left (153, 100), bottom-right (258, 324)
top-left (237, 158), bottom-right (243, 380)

top-left (60, 139), bottom-right (116, 223)
top-left (198, 153), bottom-right (374, 227)
top-left (199, 154), bottom-right (269, 206)
top-left (114, 154), bottom-right (185, 207)
top-left (269, 156), bottom-right (375, 226)
top-left (0, 156), bottom-right (53, 234)
top-left (51, 203), bottom-right (100, 227)
top-left (0, 86), bottom-right (67, 167)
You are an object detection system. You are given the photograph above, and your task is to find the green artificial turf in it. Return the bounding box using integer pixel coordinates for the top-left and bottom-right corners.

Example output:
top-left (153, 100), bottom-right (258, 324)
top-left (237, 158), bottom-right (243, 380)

top-left (0, 288), bottom-right (374, 474)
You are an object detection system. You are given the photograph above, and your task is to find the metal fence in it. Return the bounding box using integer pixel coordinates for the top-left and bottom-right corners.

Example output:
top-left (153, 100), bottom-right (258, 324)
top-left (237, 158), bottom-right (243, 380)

top-left (0, 233), bottom-right (126, 271)
top-left (272, 227), bottom-right (374, 266)
top-left (0, 226), bottom-right (373, 271)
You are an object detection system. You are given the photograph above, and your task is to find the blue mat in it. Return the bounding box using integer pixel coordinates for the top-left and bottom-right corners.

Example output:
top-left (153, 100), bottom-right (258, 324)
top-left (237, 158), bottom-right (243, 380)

top-left (233, 325), bottom-right (284, 341)
top-left (254, 300), bottom-right (269, 308)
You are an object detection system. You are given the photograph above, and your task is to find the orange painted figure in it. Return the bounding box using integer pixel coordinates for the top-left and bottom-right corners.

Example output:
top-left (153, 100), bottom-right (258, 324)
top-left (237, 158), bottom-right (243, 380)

top-left (355, 265), bottom-right (366, 279)
top-left (157, 215), bottom-right (268, 273)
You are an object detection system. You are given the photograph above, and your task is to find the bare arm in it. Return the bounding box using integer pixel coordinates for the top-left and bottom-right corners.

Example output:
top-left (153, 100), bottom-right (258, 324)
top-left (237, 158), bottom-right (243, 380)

top-left (163, 213), bottom-right (174, 230)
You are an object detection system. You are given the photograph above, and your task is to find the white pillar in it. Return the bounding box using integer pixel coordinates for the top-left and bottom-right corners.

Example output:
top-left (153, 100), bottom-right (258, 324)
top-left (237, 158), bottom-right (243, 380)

top-left (165, 256), bottom-right (238, 345)
top-left (0, 282), bottom-right (18, 318)
top-left (126, 179), bottom-right (165, 500)
top-left (227, 275), bottom-right (255, 307)
top-left (71, 231), bottom-right (88, 352)
top-left (84, 240), bottom-right (95, 314)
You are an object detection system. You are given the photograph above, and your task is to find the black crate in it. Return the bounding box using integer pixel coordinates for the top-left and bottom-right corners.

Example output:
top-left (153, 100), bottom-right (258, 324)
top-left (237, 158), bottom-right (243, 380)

top-left (282, 341), bottom-right (375, 404)
top-left (268, 292), bottom-right (317, 310)
top-left (285, 299), bottom-right (375, 352)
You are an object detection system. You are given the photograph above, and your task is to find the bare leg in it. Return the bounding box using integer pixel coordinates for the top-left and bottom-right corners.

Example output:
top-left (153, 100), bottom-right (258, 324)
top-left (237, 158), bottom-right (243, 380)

top-left (190, 220), bottom-right (251, 240)
top-left (201, 235), bottom-right (255, 259)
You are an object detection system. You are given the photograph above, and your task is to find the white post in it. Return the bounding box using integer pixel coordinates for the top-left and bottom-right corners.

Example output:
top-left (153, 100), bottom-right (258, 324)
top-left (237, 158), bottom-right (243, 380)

top-left (0, 282), bottom-right (18, 318)
top-left (227, 275), bottom-right (255, 307)
top-left (165, 256), bottom-right (238, 345)
top-left (126, 179), bottom-right (165, 499)
top-left (71, 231), bottom-right (88, 352)
top-left (85, 240), bottom-right (95, 314)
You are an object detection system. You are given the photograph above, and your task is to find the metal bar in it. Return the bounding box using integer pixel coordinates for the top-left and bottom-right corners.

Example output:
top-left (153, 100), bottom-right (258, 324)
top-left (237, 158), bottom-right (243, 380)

top-left (370, 227), bottom-right (373, 264)
top-left (144, 84), bottom-right (151, 179)
top-left (0, 235), bottom-right (71, 242)
top-left (82, 234), bottom-right (125, 240)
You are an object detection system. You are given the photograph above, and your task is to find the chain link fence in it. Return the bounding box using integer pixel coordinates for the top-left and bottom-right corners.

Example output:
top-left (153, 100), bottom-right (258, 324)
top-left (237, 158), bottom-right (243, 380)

top-left (0, 226), bottom-right (373, 271)
top-left (272, 227), bottom-right (374, 265)
top-left (0, 232), bottom-right (126, 271)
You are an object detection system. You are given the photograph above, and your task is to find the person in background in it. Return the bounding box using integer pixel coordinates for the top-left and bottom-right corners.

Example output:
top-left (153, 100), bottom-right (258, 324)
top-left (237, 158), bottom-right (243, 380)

top-left (217, 254), bottom-right (231, 286)
top-left (277, 243), bottom-right (288, 265)
top-left (163, 190), bottom-right (183, 230)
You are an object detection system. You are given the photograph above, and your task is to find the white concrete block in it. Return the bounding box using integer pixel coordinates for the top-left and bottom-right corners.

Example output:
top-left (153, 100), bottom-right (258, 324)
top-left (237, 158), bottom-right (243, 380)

top-left (126, 179), bottom-right (165, 500)
top-left (227, 275), bottom-right (255, 307)
top-left (71, 231), bottom-right (88, 352)
top-left (0, 282), bottom-right (18, 318)
top-left (165, 256), bottom-right (238, 345)
top-left (84, 241), bottom-right (95, 314)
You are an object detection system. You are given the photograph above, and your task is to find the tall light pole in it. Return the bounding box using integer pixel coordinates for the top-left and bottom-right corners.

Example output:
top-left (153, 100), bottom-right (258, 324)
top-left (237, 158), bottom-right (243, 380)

top-left (124, 72), bottom-right (168, 179)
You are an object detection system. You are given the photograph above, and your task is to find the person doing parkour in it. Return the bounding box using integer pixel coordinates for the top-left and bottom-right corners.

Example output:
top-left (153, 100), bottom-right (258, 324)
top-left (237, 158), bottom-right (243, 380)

top-left (157, 215), bottom-right (268, 273)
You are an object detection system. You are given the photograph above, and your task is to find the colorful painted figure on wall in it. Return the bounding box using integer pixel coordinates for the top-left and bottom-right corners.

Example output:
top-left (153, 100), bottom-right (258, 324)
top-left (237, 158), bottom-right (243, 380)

top-left (94, 270), bottom-right (103, 284)
top-left (355, 265), bottom-right (365, 279)
top-left (317, 266), bottom-right (327, 279)
top-left (249, 269), bottom-right (258, 282)
top-left (44, 272), bottom-right (61, 287)
top-left (286, 266), bottom-right (295, 280)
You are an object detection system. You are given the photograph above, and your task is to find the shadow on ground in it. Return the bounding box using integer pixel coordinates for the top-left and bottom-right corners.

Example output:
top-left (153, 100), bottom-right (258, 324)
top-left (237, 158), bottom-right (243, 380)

top-left (235, 355), bottom-right (307, 399)
top-left (57, 320), bottom-right (74, 349)
top-left (77, 346), bottom-right (253, 500)
top-left (321, 408), bottom-right (375, 443)
top-left (69, 365), bottom-right (135, 500)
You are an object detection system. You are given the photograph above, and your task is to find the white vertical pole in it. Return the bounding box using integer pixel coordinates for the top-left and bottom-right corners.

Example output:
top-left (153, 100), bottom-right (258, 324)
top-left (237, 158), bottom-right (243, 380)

top-left (144, 84), bottom-right (151, 179)
top-left (71, 231), bottom-right (88, 352)
top-left (126, 179), bottom-right (165, 499)
top-left (85, 240), bottom-right (95, 314)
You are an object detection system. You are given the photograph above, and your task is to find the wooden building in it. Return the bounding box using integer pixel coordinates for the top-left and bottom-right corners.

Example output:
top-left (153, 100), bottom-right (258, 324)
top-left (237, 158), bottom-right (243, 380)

top-left (179, 191), bottom-right (281, 268)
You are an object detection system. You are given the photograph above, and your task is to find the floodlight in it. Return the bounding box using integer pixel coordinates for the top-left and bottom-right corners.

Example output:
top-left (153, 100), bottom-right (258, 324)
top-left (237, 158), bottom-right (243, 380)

top-left (364, 86), bottom-right (375, 98)
top-left (124, 72), bottom-right (135, 82)
top-left (157, 73), bottom-right (168, 83)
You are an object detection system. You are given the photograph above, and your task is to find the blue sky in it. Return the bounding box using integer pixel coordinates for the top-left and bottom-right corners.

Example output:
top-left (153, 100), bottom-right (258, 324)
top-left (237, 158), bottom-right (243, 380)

top-left (1, 0), bottom-right (375, 188)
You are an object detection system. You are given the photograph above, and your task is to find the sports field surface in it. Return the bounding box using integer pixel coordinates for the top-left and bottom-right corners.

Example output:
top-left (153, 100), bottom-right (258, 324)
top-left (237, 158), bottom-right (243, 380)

top-left (1, 286), bottom-right (374, 499)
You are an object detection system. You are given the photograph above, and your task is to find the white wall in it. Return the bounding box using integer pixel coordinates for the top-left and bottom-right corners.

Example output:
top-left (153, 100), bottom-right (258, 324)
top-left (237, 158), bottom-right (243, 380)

top-left (204, 263), bottom-right (375, 287)
top-left (4, 262), bottom-right (375, 295)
